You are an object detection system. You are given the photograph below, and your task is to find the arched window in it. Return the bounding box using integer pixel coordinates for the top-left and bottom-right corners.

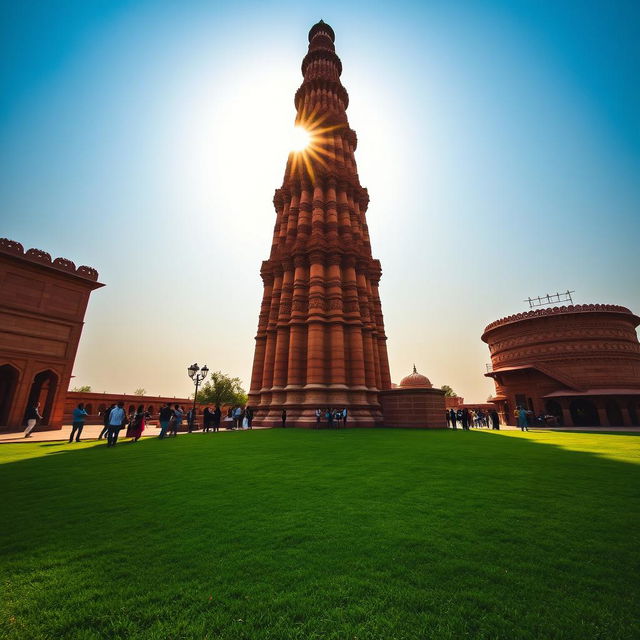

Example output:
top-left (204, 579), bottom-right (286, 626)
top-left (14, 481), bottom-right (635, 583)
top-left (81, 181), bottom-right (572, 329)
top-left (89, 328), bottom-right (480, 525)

top-left (0, 364), bottom-right (20, 426)
top-left (605, 400), bottom-right (623, 426)
top-left (545, 400), bottom-right (563, 426)
top-left (26, 370), bottom-right (59, 425)
top-left (569, 399), bottom-right (600, 427)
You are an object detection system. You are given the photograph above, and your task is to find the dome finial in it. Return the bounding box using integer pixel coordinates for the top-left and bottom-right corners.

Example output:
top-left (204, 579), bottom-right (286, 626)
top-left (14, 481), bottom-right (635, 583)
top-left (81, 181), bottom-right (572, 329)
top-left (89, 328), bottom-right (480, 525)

top-left (309, 19), bottom-right (335, 43)
top-left (413, 363), bottom-right (417, 374)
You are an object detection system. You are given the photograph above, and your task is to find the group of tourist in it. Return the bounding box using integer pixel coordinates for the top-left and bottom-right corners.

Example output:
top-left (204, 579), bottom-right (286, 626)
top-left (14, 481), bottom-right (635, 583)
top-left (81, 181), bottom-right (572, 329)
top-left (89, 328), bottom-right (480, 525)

top-left (23, 402), bottom-right (257, 446)
top-left (24, 401), bottom-right (538, 440)
top-left (313, 408), bottom-right (348, 428)
top-left (447, 407), bottom-right (501, 430)
top-left (226, 406), bottom-right (255, 430)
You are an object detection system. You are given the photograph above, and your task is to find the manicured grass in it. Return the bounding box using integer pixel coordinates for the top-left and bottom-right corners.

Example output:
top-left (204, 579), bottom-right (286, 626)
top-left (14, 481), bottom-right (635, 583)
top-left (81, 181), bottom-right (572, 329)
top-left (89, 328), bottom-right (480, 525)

top-left (1, 429), bottom-right (638, 639)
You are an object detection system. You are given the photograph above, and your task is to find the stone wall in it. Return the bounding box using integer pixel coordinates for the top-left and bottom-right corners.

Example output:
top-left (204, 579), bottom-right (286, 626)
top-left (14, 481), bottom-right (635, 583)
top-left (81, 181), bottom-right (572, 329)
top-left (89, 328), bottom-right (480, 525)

top-left (379, 388), bottom-right (446, 429)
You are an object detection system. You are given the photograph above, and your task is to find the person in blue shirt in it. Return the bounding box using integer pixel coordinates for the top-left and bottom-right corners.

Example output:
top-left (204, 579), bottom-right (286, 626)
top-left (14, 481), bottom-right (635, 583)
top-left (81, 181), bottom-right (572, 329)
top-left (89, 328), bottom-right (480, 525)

top-left (69, 403), bottom-right (89, 443)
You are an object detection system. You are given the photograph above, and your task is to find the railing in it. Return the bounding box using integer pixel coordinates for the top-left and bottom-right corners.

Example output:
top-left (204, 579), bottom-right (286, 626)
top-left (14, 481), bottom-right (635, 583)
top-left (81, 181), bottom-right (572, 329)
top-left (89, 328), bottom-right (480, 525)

top-left (485, 363), bottom-right (493, 373)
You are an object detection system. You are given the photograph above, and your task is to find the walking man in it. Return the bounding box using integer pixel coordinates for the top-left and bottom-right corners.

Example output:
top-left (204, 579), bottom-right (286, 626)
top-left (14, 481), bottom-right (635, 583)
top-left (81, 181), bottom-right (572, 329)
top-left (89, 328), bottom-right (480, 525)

top-left (187, 407), bottom-right (196, 433)
top-left (169, 405), bottom-right (183, 436)
top-left (107, 402), bottom-right (126, 447)
top-left (518, 407), bottom-right (529, 431)
top-left (158, 403), bottom-right (172, 439)
top-left (281, 408), bottom-right (287, 428)
top-left (342, 408), bottom-right (348, 427)
top-left (99, 404), bottom-right (114, 439)
top-left (233, 406), bottom-right (242, 430)
top-left (24, 402), bottom-right (43, 438)
top-left (69, 403), bottom-right (89, 443)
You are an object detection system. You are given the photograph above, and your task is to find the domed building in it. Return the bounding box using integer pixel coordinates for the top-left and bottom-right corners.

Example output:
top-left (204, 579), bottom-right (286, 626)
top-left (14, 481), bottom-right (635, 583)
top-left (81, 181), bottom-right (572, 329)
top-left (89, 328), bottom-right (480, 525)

top-left (482, 304), bottom-right (640, 427)
top-left (398, 366), bottom-right (433, 389)
top-left (379, 365), bottom-right (446, 428)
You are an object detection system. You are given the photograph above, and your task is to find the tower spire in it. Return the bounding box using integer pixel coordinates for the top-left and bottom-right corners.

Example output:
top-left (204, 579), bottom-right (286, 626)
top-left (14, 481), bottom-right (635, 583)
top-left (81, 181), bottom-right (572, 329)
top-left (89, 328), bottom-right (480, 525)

top-left (248, 22), bottom-right (391, 427)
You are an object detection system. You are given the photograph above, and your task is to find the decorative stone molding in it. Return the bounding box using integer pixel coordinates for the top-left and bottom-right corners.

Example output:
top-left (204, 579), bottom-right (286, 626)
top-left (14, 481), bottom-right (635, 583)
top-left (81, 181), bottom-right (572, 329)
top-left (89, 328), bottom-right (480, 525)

top-left (483, 304), bottom-right (637, 335)
top-left (25, 248), bottom-right (52, 264)
top-left (0, 238), bottom-right (24, 255)
top-left (52, 257), bottom-right (76, 273)
top-left (0, 237), bottom-right (101, 281)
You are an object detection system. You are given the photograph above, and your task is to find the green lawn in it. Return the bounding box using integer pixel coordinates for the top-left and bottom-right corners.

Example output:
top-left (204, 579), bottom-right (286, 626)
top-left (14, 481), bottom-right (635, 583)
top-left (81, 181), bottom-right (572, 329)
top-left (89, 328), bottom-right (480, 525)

top-left (1, 429), bottom-right (639, 640)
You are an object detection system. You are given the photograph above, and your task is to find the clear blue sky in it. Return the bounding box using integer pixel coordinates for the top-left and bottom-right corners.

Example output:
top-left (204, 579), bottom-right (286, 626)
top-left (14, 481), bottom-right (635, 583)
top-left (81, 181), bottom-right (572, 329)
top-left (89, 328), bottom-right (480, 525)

top-left (1, 0), bottom-right (639, 402)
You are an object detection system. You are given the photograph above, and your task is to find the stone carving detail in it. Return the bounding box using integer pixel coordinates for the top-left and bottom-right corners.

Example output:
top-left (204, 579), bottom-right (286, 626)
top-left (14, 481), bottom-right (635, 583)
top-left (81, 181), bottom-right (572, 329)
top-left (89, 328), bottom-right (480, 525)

top-left (484, 304), bottom-right (635, 333)
top-left (292, 299), bottom-right (307, 312)
top-left (53, 257), bottom-right (76, 273)
top-left (1, 238), bottom-right (100, 280)
top-left (75, 265), bottom-right (99, 280)
top-left (308, 296), bottom-right (327, 311)
top-left (25, 248), bottom-right (52, 264)
top-left (0, 238), bottom-right (24, 255)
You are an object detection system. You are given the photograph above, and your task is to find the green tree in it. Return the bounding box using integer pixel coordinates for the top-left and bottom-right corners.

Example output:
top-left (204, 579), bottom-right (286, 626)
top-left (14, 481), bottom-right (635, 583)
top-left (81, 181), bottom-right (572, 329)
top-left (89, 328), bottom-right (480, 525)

top-left (134, 388), bottom-right (146, 396)
top-left (71, 385), bottom-right (92, 392)
top-left (441, 385), bottom-right (457, 398)
top-left (196, 372), bottom-right (247, 407)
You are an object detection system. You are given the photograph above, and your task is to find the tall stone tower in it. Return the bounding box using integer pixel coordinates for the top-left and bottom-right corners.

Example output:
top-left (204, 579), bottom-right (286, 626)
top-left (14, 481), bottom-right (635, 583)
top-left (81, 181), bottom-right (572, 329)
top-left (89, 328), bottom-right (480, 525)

top-left (249, 20), bottom-right (391, 427)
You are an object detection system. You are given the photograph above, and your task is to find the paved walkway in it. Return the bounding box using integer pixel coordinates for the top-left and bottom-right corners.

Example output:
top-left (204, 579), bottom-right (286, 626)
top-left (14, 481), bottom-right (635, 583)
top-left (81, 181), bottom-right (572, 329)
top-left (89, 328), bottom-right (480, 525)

top-left (0, 423), bottom-right (269, 443)
top-left (2, 423), bottom-right (638, 444)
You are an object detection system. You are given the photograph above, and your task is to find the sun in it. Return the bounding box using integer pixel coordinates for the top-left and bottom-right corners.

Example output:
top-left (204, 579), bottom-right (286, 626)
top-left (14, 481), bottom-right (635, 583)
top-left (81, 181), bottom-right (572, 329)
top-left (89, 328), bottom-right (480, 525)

top-left (290, 126), bottom-right (311, 151)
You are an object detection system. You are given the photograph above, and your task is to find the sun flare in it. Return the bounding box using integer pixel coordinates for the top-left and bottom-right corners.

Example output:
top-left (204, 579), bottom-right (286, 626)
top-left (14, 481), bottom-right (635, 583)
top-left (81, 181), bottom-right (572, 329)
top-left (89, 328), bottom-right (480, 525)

top-left (290, 126), bottom-right (311, 151)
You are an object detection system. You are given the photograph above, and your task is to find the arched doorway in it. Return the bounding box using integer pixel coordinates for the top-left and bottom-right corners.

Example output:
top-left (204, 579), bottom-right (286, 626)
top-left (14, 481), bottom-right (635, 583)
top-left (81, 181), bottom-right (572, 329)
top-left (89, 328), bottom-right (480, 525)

top-left (503, 401), bottom-right (512, 426)
top-left (26, 370), bottom-right (59, 425)
top-left (628, 400), bottom-right (639, 426)
top-left (569, 399), bottom-right (600, 427)
top-left (605, 400), bottom-right (623, 426)
top-left (545, 399), bottom-right (564, 426)
top-left (0, 364), bottom-right (19, 426)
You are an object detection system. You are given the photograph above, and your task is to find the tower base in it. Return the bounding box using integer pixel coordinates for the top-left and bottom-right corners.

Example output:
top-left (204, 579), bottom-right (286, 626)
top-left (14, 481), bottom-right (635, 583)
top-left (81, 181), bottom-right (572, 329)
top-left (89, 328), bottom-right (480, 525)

top-left (248, 386), bottom-right (384, 428)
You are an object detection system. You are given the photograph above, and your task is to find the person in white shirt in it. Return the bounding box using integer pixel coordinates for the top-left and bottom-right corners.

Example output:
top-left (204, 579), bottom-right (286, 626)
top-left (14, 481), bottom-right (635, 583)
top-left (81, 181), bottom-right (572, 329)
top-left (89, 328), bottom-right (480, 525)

top-left (107, 402), bottom-right (127, 447)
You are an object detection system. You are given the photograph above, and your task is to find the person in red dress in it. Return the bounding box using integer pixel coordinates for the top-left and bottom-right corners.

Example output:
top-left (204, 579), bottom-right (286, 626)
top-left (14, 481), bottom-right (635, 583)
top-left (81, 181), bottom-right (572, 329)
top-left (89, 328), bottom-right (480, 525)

top-left (126, 404), bottom-right (147, 442)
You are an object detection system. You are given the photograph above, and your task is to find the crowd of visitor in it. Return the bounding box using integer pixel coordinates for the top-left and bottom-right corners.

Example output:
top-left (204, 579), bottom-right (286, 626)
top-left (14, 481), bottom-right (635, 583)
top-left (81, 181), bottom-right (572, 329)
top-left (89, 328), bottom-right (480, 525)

top-left (22, 400), bottom-right (549, 442)
top-left (446, 407), bottom-right (501, 430)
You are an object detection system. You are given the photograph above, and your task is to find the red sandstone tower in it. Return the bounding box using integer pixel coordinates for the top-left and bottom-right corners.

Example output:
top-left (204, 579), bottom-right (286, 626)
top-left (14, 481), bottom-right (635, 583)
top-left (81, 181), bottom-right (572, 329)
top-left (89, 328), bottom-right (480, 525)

top-left (249, 20), bottom-right (392, 427)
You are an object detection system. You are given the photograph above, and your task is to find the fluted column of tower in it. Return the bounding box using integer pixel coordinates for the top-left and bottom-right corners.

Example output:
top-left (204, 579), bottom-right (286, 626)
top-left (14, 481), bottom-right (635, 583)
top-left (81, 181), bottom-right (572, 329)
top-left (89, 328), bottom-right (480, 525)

top-left (249, 20), bottom-right (392, 427)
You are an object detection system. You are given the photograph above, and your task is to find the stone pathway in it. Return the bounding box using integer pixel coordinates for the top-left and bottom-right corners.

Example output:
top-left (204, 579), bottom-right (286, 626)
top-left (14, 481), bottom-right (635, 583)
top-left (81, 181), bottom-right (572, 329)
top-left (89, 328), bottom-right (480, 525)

top-left (2, 423), bottom-right (638, 444)
top-left (0, 423), bottom-right (269, 443)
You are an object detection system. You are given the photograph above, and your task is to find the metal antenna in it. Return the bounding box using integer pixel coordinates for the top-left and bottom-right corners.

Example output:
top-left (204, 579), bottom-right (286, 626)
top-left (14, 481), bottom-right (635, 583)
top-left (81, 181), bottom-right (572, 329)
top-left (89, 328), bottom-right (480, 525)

top-left (523, 290), bottom-right (575, 309)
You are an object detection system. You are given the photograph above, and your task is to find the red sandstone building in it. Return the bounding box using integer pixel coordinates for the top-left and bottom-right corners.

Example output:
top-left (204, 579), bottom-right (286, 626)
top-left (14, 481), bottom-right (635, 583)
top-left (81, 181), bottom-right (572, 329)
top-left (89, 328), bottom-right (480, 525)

top-left (63, 392), bottom-right (202, 426)
top-left (248, 21), bottom-right (445, 428)
top-left (380, 366), bottom-right (446, 428)
top-left (249, 22), bottom-right (393, 427)
top-left (482, 304), bottom-right (640, 427)
top-left (0, 238), bottom-right (103, 431)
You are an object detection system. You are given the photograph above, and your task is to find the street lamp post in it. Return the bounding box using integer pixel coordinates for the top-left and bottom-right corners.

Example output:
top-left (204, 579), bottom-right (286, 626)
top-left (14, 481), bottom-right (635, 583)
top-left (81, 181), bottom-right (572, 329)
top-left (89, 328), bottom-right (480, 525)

top-left (187, 363), bottom-right (209, 431)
